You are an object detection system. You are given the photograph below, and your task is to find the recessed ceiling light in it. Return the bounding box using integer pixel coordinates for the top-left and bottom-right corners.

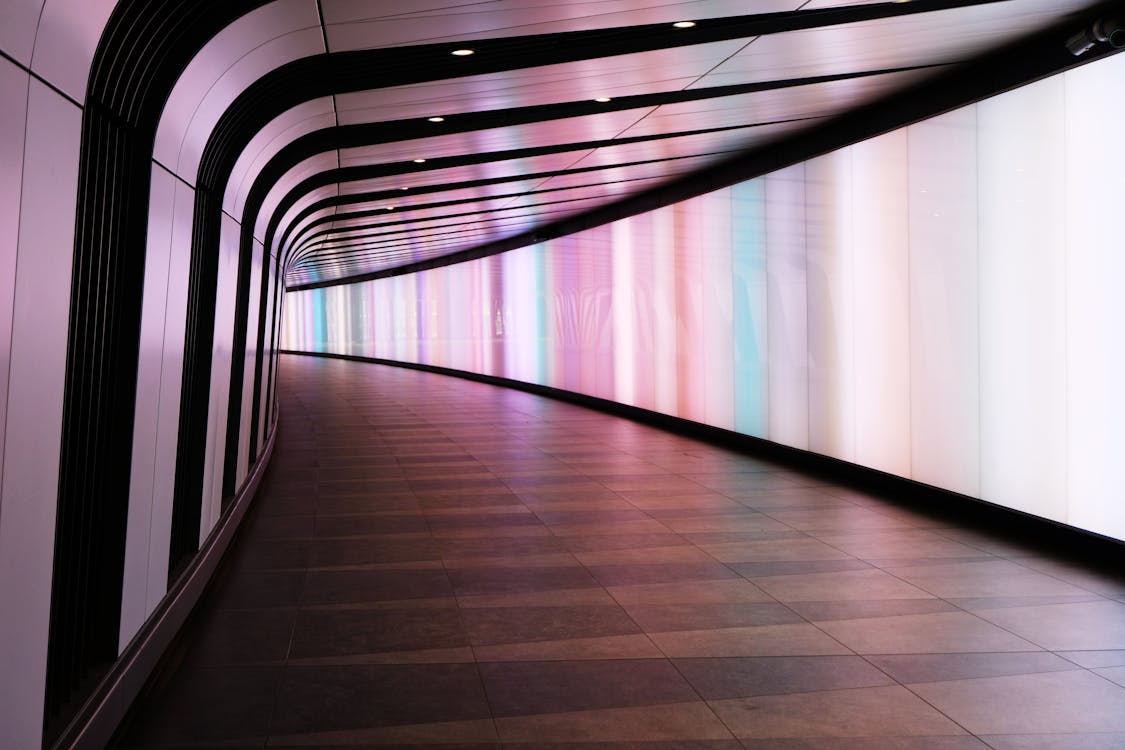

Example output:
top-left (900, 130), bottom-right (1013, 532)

top-left (385, 206), bottom-right (395, 211)
top-left (594, 97), bottom-right (612, 103)
top-left (427, 116), bottom-right (445, 122)
top-left (451, 48), bottom-right (475, 56)
top-left (672, 21), bottom-right (696, 28)
top-left (413, 158), bottom-right (427, 163)
top-left (400, 186), bottom-right (409, 190)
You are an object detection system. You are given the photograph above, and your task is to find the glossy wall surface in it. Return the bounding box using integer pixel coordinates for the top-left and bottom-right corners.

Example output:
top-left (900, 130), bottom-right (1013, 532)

top-left (284, 51), bottom-right (1125, 543)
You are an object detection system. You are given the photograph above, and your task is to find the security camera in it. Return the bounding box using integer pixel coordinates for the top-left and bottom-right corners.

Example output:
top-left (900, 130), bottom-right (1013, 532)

top-left (1067, 18), bottom-right (1125, 56)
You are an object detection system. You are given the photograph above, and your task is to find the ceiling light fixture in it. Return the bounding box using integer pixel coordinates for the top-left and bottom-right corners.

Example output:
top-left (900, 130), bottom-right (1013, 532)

top-left (672, 21), bottom-right (696, 28)
top-left (413, 158), bottom-right (427, 163)
top-left (451, 48), bottom-right (475, 56)
top-left (594, 97), bottom-right (612, 103)
top-left (427, 116), bottom-right (445, 122)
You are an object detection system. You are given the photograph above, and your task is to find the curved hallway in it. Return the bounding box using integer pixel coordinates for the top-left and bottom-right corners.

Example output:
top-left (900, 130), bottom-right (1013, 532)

top-left (118, 354), bottom-right (1125, 748)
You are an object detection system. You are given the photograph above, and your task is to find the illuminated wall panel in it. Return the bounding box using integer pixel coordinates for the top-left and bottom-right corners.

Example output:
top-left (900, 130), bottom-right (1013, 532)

top-left (1063, 52), bottom-right (1125, 541)
top-left (700, 189), bottom-right (735, 431)
top-left (977, 77), bottom-right (1067, 523)
top-left (731, 180), bottom-right (768, 439)
top-left (805, 148), bottom-right (856, 462)
top-left (907, 107), bottom-right (980, 498)
top-left (284, 53), bottom-right (1125, 542)
top-left (764, 165), bottom-right (809, 451)
top-left (851, 130), bottom-right (911, 477)
top-left (650, 207), bottom-right (678, 416)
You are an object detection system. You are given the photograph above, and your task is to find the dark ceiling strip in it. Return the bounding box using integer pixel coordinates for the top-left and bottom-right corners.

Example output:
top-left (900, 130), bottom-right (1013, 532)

top-left (283, 168), bottom-right (693, 263)
top-left (297, 208), bottom-right (598, 260)
top-left (293, 193), bottom-right (626, 257)
top-left (280, 150), bottom-right (738, 258)
top-left (285, 181), bottom-right (679, 275)
top-left (283, 162), bottom-right (706, 262)
top-left (299, 211), bottom-right (589, 261)
top-left (296, 212), bottom-right (595, 269)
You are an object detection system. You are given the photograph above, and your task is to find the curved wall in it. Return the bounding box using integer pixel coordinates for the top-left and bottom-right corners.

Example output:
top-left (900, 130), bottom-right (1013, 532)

top-left (283, 50), bottom-right (1125, 543)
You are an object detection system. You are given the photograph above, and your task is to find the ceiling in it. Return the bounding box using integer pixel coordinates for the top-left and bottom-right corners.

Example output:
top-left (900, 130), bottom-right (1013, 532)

top-left (236, 0), bottom-right (1109, 289)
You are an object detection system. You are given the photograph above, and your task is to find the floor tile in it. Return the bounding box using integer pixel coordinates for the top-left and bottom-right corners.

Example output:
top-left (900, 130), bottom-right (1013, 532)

top-left (479, 659), bottom-right (699, 716)
top-left (649, 623), bottom-right (852, 658)
top-left (673, 655), bottom-right (893, 699)
top-left (710, 685), bottom-right (966, 738)
top-left (883, 559), bottom-right (1094, 599)
top-left (122, 666), bottom-right (282, 743)
top-left (448, 565), bottom-right (599, 595)
top-left (270, 663), bottom-right (491, 734)
top-left (973, 600), bottom-right (1125, 650)
top-left (815, 610), bottom-right (1042, 654)
top-left (699, 537), bottom-right (854, 564)
top-left (494, 702), bottom-right (734, 742)
top-left (622, 602), bottom-right (803, 632)
top-left (750, 569), bottom-right (935, 602)
top-left (866, 651), bottom-right (1078, 683)
top-left (604, 580), bottom-right (772, 607)
top-left (301, 568), bottom-right (453, 604)
top-left (785, 598), bottom-right (958, 622)
top-left (1057, 649), bottom-right (1125, 668)
top-left (461, 605), bottom-right (641, 645)
top-left (979, 734), bottom-right (1125, 750)
top-left (182, 608), bottom-right (297, 666)
top-left (474, 633), bottom-right (663, 661)
top-left (288, 607), bottom-right (467, 658)
top-left (587, 562), bottom-right (741, 587)
top-left (909, 669), bottom-right (1125, 734)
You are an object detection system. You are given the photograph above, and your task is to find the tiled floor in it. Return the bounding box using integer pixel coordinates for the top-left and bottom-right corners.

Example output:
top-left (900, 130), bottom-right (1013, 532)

top-left (117, 355), bottom-right (1125, 749)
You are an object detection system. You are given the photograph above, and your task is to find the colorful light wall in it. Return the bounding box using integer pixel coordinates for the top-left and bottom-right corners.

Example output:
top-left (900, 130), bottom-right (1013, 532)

top-left (283, 52), bottom-right (1125, 543)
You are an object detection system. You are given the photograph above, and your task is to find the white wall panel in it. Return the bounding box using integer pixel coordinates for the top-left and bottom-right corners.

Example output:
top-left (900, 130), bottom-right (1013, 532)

top-left (907, 106), bottom-right (980, 498)
top-left (0, 80), bottom-right (80, 749)
top-left (806, 149), bottom-right (855, 461)
top-left (978, 77), bottom-right (1067, 522)
top-left (611, 220), bottom-right (637, 407)
top-left (764, 165), bottom-right (809, 451)
top-left (701, 189), bottom-right (735, 431)
top-left (730, 179), bottom-right (768, 439)
top-left (0, 60), bottom-right (30, 500)
top-left (851, 130), bottom-right (910, 477)
top-left (153, 0), bottom-right (323, 181)
top-left (1064, 53), bottom-right (1125, 540)
top-left (236, 240), bottom-right (265, 488)
top-left (199, 215), bottom-right (241, 540)
top-left (29, 0), bottom-right (117, 103)
top-left (143, 179), bottom-right (196, 612)
top-left (258, 257), bottom-right (279, 452)
top-left (673, 197), bottom-right (707, 424)
top-left (119, 165), bottom-right (177, 649)
top-left (0, 0), bottom-right (43, 66)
